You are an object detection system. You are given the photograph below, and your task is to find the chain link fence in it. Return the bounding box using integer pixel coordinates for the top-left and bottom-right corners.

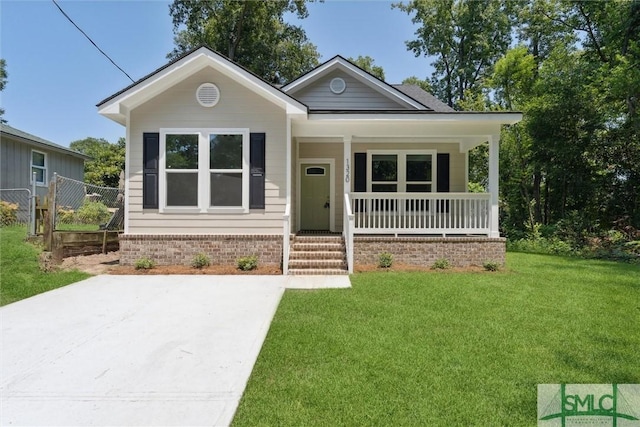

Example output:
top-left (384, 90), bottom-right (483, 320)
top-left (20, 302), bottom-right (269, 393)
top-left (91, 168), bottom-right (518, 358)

top-left (0, 188), bottom-right (32, 229)
top-left (53, 175), bottom-right (124, 231)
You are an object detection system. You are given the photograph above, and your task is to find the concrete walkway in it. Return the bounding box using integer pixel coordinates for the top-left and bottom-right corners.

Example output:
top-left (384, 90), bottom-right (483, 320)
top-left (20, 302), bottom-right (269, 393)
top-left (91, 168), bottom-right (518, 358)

top-left (1, 274), bottom-right (350, 426)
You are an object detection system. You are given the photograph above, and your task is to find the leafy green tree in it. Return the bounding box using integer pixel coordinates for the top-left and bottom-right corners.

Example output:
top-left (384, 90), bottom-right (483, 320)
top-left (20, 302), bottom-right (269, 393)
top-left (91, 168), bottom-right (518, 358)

top-left (347, 55), bottom-right (385, 80)
top-left (168, 0), bottom-right (320, 84)
top-left (394, 0), bottom-right (513, 108)
top-left (70, 137), bottom-right (125, 188)
top-left (0, 59), bottom-right (7, 123)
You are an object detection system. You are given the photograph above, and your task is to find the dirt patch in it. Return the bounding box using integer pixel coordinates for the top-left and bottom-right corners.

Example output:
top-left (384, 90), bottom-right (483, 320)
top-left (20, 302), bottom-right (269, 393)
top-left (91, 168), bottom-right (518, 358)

top-left (58, 251), bottom-right (282, 275)
top-left (60, 251), bottom-right (121, 275)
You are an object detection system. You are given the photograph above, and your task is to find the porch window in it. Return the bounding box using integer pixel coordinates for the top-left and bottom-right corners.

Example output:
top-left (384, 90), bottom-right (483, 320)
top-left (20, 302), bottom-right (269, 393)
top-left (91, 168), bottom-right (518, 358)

top-left (31, 150), bottom-right (47, 186)
top-left (367, 150), bottom-right (436, 192)
top-left (160, 128), bottom-right (249, 213)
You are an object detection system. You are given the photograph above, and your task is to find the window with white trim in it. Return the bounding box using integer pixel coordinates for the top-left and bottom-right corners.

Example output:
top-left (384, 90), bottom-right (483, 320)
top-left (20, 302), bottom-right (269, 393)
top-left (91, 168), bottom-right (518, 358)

top-left (160, 128), bottom-right (249, 213)
top-left (367, 150), bottom-right (436, 192)
top-left (31, 150), bottom-right (47, 186)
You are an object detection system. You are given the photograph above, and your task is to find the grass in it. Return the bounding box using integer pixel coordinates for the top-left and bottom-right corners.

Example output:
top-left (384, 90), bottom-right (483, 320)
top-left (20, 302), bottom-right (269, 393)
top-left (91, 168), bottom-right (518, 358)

top-left (233, 253), bottom-right (640, 426)
top-left (0, 226), bottom-right (90, 306)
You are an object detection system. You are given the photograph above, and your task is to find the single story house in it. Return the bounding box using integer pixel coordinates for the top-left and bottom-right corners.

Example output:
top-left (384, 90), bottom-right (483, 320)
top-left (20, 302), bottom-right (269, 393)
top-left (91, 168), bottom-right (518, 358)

top-left (97, 46), bottom-right (521, 274)
top-left (0, 123), bottom-right (89, 198)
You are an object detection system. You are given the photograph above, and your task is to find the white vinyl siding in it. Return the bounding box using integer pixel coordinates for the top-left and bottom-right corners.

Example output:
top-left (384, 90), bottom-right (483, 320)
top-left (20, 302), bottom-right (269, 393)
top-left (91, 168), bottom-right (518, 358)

top-left (128, 67), bottom-right (287, 234)
top-left (292, 70), bottom-right (415, 110)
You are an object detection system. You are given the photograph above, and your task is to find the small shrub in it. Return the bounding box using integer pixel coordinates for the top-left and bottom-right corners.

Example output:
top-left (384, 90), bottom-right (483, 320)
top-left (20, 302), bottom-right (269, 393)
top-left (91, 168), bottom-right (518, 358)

top-left (431, 258), bottom-right (451, 270)
top-left (0, 201), bottom-right (18, 225)
top-left (483, 261), bottom-right (500, 272)
top-left (237, 255), bottom-right (258, 271)
top-left (56, 206), bottom-right (76, 224)
top-left (76, 200), bottom-right (112, 225)
top-left (378, 252), bottom-right (393, 268)
top-left (191, 252), bottom-right (211, 269)
top-left (134, 257), bottom-right (155, 270)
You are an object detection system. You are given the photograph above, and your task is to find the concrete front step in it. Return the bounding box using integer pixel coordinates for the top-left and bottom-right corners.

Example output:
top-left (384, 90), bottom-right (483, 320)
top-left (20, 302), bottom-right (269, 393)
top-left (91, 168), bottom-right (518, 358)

top-left (288, 268), bottom-right (349, 275)
top-left (289, 250), bottom-right (345, 260)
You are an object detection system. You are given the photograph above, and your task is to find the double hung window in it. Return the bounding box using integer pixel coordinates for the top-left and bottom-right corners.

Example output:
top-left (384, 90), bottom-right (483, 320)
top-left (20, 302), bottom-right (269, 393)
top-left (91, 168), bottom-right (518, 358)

top-left (31, 150), bottom-right (47, 186)
top-left (160, 128), bottom-right (249, 213)
top-left (368, 150), bottom-right (435, 193)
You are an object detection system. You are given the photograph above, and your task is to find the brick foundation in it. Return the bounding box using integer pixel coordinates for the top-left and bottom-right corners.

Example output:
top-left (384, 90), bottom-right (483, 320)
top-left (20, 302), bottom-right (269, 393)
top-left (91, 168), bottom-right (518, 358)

top-left (119, 234), bottom-right (282, 266)
top-left (354, 236), bottom-right (506, 267)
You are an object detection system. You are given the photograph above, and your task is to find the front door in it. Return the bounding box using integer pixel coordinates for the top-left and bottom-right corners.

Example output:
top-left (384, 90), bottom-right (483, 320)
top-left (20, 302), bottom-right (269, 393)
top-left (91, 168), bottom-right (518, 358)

top-left (300, 163), bottom-right (331, 230)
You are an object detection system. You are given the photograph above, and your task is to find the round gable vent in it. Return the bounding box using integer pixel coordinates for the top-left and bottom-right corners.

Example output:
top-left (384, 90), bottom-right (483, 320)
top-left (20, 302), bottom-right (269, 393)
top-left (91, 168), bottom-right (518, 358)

top-left (330, 77), bottom-right (346, 94)
top-left (196, 83), bottom-right (220, 107)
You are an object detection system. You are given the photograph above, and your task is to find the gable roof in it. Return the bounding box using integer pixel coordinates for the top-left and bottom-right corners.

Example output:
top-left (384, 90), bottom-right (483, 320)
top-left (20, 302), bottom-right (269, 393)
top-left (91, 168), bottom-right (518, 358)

top-left (282, 55), bottom-right (429, 111)
top-left (97, 46), bottom-right (308, 125)
top-left (0, 124), bottom-right (90, 160)
top-left (392, 85), bottom-right (455, 112)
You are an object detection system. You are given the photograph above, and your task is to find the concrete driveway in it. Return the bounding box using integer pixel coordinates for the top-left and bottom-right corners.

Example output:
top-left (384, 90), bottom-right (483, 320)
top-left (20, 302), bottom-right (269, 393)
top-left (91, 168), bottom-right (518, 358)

top-left (0, 275), bottom-right (286, 426)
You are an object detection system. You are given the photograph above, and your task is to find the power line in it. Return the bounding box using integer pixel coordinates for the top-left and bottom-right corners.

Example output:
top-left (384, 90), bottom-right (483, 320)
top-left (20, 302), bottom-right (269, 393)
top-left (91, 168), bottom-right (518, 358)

top-left (51, 0), bottom-right (135, 83)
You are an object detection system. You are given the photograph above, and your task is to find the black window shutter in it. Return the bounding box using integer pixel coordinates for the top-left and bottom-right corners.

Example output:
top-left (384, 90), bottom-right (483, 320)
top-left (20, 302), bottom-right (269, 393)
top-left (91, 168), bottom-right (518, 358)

top-left (437, 153), bottom-right (450, 192)
top-left (437, 153), bottom-right (450, 213)
top-left (354, 153), bottom-right (367, 192)
top-left (143, 133), bottom-right (159, 209)
top-left (249, 133), bottom-right (266, 209)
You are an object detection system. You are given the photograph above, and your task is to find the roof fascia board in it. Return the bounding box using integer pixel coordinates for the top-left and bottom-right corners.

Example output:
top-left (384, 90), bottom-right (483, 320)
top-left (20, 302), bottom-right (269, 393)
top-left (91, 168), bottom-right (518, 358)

top-left (1, 132), bottom-right (91, 160)
top-left (307, 112), bottom-right (523, 124)
top-left (283, 56), bottom-right (426, 110)
top-left (98, 47), bottom-right (307, 119)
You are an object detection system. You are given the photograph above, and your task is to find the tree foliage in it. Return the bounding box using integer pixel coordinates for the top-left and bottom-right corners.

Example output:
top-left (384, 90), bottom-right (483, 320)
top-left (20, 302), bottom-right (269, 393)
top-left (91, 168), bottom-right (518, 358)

top-left (168, 0), bottom-right (320, 84)
top-left (395, 0), bottom-right (640, 239)
top-left (395, 0), bottom-right (513, 108)
top-left (0, 59), bottom-right (7, 123)
top-left (401, 76), bottom-right (432, 92)
top-left (70, 137), bottom-right (125, 188)
top-left (347, 55), bottom-right (386, 80)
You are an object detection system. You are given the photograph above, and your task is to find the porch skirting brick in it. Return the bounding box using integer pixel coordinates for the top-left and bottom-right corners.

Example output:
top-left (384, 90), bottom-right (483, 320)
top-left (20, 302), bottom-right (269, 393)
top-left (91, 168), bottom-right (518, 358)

top-left (353, 236), bottom-right (506, 267)
top-left (119, 234), bottom-right (282, 266)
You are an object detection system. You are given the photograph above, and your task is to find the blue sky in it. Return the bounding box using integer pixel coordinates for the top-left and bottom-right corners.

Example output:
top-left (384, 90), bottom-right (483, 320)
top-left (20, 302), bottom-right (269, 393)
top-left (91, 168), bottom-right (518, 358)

top-left (1, 0), bottom-right (433, 147)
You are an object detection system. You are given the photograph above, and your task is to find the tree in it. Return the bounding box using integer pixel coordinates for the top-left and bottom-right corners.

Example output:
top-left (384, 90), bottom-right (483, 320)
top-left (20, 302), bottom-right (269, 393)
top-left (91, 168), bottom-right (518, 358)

top-left (401, 76), bottom-right (432, 92)
top-left (168, 0), bottom-right (320, 84)
top-left (0, 59), bottom-right (7, 123)
top-left (347, 55), bottom-right (385, 80)
top-left (70, 137), bottom-right (125, 188)
top-left (394, 0), bottom-right (513, 108)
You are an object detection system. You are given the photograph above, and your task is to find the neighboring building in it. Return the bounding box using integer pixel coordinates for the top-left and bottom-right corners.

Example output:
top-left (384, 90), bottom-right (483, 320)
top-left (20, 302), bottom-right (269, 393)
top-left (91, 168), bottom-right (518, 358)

top-left (0, 124), bottom-right (89, 197)
top-left (97, 46), bottom-right (522, 274)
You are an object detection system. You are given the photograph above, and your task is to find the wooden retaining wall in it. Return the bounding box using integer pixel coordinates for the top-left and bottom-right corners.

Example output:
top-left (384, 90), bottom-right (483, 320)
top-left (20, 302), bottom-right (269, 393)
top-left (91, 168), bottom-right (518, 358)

top-left (52, 231), bottom-right (120, 261)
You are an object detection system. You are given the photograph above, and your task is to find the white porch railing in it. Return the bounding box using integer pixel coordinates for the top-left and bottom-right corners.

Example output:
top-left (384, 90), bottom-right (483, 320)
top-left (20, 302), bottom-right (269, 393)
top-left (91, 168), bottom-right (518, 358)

top-left (343, 193), bottom-right (355, 274)
top-left (283, 203), bottom-right (291, 275)
top-left (348, 192), bottom-right (490, 236)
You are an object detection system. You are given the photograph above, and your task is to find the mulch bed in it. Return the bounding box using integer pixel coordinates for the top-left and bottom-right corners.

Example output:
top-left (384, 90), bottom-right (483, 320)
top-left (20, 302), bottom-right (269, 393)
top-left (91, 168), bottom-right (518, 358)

top-left (108, 264), bottom-right (282, 275)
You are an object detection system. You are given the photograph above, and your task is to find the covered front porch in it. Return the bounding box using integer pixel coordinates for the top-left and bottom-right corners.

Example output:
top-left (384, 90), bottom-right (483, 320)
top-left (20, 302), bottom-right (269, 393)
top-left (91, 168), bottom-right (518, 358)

top-left (283, 112), bottom-right (522, 273)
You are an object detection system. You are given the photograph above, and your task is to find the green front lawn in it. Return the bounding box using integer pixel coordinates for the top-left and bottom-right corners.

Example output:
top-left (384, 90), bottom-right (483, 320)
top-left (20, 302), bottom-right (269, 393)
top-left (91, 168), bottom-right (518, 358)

top-left (0, 226), bottom-right (90, 306)
top-left (233, 253), bottom-right (640, 426)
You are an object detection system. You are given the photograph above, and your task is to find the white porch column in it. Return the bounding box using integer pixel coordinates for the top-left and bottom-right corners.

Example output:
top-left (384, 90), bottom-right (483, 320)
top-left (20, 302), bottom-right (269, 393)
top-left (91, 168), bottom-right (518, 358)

top-left (343, 135), bottom-right (352, 194)
top-left (340, 135), bottom-right (352, 235)
top-left (488, 134), bottom-right (500, 238)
